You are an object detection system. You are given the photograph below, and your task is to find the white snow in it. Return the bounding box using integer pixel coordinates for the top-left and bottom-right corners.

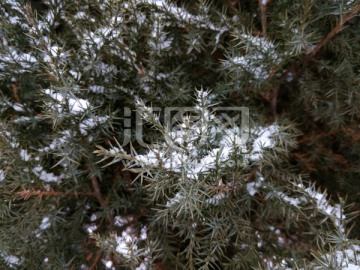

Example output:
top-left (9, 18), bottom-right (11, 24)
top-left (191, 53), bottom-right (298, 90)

top-left (224, 34), bottom-right (281, 80)
top-left (39, 130), bottom-right (72, 153)
top-left (285, 71), bottom-right (294, 82)
top-left (86, 224), bottom-right (98, 234)
top-left (39, 217), bottom-right (51, 230)
top-left (136, 261), bottom-right (149, 270)
top-left (88, 85), bottom-right (105, 94)
top-left (32, 165), bottom-right (64, 183)
top-left (166, 192), bottom-right (184, 207)
top-left (43, 88), bottom-right (89, 114)
top-left (74, 12), bottom-right (86, 19)
top-left (270, 183), bottom-right (345, 233)
top-left (90, 213), bottom-right (98, 222)
top-left (12, 103), bottom-right (25, 112)
top-left (39, 170), bottom-right (61, 182)
top-left (79, 116), bottom-right (109, 136)
top-left (149, 20), bottom-right (173, 51)
top-left (143, 0), bottom-right (229, 49)
top-left (114, 215), bottom-right (135, 227)
top-left (69, 70), bottom-right (82, 80)
top-left (104, 260), bottom-right (113, 269)
top-left (1, 128), bottom-right (65, 183)
top-left (215, 27), bottom-right (228, 44)
top-left (113, 91), bottom-right (279, 181)
top-left (250, 125), bottom-right (278, 160)
top-left (111, 217), bottom-right (149, 265)
top-left (140, 226), bottom-right (147, 240)
top-left (304, 185), bottom-right (344, 232)
top-left (93, 62), bottom-right (117, 77)
top-left (20, 149), bottom-right (31, 162)
top-left (205, 192), bottom-right (226, 205)
top-left (69, 97), bottom-right (89, 114)
top-left (246, 173), bottom-right (265, 196)
top-left (0, 43), bottom-right (37, 73)
top-left (12, 116), bottom-right (31, 123)
top-left (115, 227), bottom-right (137, 258)
top-left (3, 255), bottom-right (20, 268)
top-left (34, 216), bottom-right (51, 238)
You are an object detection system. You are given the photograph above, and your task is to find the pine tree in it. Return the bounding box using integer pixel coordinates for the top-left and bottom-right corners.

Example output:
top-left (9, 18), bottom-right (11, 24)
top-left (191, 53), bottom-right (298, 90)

top-left (0, 0), bottom-right (360, 269)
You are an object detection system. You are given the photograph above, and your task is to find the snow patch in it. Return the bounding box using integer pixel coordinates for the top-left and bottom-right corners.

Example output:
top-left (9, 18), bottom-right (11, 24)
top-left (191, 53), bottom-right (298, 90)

top-left (79, 116), bottom-right (109, 136)
top-left (20, 149), bottom-right (31, 162)
top-left (43, 88), bottom-right (89, 114)
top-left (250, 125), bottom-right (278, 160)
top-left (39, 216), bottom-right (51, 231)
top-left (224, 34), bottom-right (281, 80)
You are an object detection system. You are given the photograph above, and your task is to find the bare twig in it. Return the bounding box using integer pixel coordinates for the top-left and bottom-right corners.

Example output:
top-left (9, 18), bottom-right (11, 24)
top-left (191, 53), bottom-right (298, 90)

top-left (270, 85), bottom-right (279, 119)
top-left (90, 176), bottom-right (107, 207)
top-left (88, 251), bottom-right (104, 270)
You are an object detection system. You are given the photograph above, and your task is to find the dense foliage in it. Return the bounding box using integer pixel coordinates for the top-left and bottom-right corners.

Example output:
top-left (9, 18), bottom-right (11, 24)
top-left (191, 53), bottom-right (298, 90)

top-left (1, 0), bottom-right (360, 269)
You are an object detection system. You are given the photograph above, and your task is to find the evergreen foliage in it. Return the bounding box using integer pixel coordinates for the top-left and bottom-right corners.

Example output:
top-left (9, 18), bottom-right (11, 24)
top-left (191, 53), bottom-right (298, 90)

top-left (0, 0), bottom-right (360, 269)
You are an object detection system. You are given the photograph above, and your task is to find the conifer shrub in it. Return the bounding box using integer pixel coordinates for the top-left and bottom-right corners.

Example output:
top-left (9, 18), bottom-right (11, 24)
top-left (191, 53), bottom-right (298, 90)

top-left (0, 0), bottom-right (360, 269)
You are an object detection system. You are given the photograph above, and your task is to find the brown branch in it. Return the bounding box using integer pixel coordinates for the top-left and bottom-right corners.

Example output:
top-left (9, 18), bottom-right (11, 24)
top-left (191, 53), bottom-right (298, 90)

top-left (258, 0), bottom-right (271, 36)
top-left (271, 5), bottom-right (360, 72)
top-left (224, 0), bottom-right (239, 15)
top-left (16, 189), bottom-right (95, 200)
top-left (270, 85), bottom-right (279, 119)
top-left (263, 4), bottom-right (360, 120)
top-left (88, 251), bottom-right (104, 270)
top-left (293, 152), bottom-right (317, 172)
top-left (261, 84), bottom-right (280, 119)
top-left (16, 179), bottom-right (109, 209)
top-left (306, 4), bottom-right (360, 59)
top-left (90, 176), bottom-right (107, 207)
top-left (11, 81), bottom-right (20, 102)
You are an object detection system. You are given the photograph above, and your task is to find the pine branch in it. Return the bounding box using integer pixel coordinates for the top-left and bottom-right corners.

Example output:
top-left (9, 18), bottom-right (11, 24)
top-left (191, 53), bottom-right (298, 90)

top-left (264, 4), bottom-right (360, 119)
top-left (306, 4), bottom-right (360, 59)
top-left (2, 0), bottom-right (360, 268)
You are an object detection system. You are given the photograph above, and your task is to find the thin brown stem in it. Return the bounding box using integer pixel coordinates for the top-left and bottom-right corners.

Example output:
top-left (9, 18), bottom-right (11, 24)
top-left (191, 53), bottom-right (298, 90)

top-left (90, 176), bottom-right (107, 207)
top-left (258, 0), bottom-right (271, 36)
top-left (11, 82), bottom-right (20, 102)
top-left (224, 0), bottom-right (239, 15)
top-left (270, 85), bottom-right (279, 119)
top-left (88, 251), bottom-right (104, 270)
